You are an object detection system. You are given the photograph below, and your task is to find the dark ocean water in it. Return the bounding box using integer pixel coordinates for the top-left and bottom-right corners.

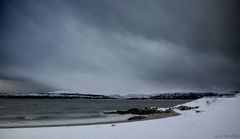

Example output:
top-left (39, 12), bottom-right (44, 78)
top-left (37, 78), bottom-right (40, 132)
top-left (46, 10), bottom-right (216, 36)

top-left (0, 98), bottom-right (191, 127)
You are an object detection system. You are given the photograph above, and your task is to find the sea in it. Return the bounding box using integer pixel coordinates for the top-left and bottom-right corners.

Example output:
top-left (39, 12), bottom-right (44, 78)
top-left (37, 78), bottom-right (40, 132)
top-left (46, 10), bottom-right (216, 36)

top-left (0, 98), bottom-right (191, 128)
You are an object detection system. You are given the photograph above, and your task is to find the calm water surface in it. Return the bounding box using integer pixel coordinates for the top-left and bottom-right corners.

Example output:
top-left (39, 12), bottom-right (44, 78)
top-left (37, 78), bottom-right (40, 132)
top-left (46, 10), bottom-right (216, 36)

top-left (0, 99), bottom-right (192, 127)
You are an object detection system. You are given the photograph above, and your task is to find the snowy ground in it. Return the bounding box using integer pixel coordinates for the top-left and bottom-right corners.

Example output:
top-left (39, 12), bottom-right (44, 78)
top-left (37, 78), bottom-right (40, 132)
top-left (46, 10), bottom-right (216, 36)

top-left (0, 96), bottom-right (240, 139)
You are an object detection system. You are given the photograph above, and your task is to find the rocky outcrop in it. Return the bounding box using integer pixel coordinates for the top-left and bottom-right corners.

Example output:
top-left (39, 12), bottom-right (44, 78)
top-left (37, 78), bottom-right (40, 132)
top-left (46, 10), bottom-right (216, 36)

top-left (176, 105), bottom-right (199, 111)
top-left (104, 107), bottom-right (172, 115)
top-left (128, 116), bottom-right (148, 121)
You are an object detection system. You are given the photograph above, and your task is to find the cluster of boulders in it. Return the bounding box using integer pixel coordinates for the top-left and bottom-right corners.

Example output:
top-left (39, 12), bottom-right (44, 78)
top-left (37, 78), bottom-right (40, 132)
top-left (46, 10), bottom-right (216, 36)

top-left (127, 116), bottom-right (148, 121)
top-left (104, 107), bottom-right (174, 115)
top-left (175, 105), bottom-right (199, 111)
top-left (104, 106), bottom-right (201, 121)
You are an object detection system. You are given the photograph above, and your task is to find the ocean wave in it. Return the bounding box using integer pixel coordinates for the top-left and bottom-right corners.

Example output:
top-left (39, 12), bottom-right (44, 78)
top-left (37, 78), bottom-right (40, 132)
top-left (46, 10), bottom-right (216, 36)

top-left (0, 115), bottom-right (55, 121)
top-left (0, 113), bottom-right (106, 121)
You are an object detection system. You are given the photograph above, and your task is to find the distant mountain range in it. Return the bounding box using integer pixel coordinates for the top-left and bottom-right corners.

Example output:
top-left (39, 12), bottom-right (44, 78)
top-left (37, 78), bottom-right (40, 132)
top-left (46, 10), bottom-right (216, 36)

top-left (0, 91), bottom-right (239, 99)
top-left (0, 91), bottom-right (111, 99)
top-left (149, 91), bottom-right (240, 99)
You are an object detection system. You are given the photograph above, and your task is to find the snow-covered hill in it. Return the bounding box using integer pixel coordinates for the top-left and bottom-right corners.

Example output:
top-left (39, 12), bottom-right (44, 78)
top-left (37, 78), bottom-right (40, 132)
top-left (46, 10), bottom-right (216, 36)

top-left (0, 91), bottom-right (111, 99)
top-left (0, 91), bottom-right (238, 99)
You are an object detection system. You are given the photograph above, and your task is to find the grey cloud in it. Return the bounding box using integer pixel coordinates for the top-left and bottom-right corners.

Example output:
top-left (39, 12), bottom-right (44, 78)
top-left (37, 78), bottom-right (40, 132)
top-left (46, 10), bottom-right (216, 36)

top-left (0, 0), bottom-right (239, 94)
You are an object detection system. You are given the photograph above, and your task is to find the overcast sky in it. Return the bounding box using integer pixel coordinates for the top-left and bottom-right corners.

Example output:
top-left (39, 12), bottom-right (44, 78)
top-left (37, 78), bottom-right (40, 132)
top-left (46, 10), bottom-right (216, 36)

top-left (0, 0), bottom-right (239, 94)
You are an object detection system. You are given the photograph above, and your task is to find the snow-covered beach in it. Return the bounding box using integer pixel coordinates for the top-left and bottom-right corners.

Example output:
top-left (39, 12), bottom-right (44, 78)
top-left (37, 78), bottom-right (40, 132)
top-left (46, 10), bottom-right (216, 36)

top-left (0, 95), bottom-right (239, 139)
top-left (1, 0), bottom-right (239, 138)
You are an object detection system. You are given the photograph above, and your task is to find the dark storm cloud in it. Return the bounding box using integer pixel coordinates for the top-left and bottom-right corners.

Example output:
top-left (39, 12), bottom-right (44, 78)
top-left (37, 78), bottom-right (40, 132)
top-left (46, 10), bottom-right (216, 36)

top-left (0, 0), bottom-right (239, 94)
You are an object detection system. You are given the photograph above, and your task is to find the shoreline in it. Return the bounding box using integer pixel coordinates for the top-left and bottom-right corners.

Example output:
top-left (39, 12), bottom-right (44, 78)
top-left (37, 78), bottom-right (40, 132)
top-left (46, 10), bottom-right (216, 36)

top-left (0, 111), bottom-right (180, 129)
top-left (1, 96), bottom-right (239, 139)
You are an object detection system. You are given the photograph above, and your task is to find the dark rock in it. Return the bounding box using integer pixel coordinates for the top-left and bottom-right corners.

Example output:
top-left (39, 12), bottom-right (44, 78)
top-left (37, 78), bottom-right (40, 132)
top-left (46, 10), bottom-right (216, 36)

top-left (176, 105), bottom-right (199, 111)
top-left (128, 116), bottom-right (148, 121)
top-left (128, 108), bottom-right (140, 114)
top-left (164, 108), bottom-right (173, 113)
top-left (104, 107), bottom-right (163, 115)
top-left (195, 110), bottom-right (202, 113)
top-left (116, 110), bottom-right (130, 115)
top-left (103, 111), bottom-right (118, 114)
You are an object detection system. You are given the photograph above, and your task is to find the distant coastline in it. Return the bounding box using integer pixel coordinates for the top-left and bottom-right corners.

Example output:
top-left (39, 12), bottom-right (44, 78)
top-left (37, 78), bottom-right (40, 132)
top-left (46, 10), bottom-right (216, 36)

top-left (0, 91), bottom-right (239, 99)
